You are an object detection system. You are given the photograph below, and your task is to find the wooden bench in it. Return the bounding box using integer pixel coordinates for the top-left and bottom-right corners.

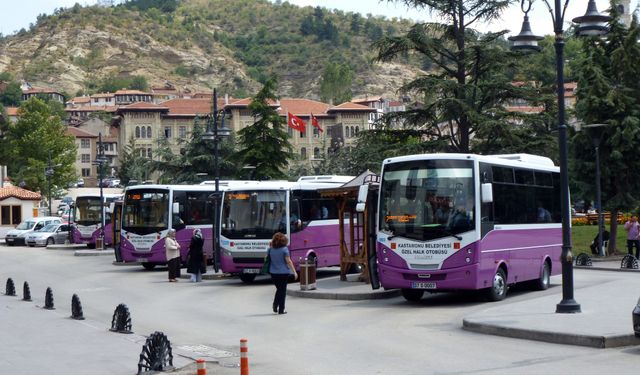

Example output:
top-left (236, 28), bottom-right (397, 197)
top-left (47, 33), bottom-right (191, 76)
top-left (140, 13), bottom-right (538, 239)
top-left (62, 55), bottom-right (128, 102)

top-left (585, 212), bottom-right (624, 225)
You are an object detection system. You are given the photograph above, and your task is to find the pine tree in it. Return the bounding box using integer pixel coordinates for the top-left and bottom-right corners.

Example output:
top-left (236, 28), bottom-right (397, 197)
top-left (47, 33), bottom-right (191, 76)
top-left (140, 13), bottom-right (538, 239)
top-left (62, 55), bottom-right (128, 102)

top-left (233, 77), bottom-right (294, 180)
top-left (571, 8), bottom-right (640, 254)
top-left (373, 0), bottom-right (536, 153)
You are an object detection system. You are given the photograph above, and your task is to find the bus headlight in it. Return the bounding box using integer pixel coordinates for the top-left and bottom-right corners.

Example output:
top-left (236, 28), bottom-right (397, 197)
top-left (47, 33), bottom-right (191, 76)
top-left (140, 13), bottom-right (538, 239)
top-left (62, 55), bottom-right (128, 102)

top-left (466, 248), bottom-right (472, 254)
top-left (465, 257), bottom-right (471, 263)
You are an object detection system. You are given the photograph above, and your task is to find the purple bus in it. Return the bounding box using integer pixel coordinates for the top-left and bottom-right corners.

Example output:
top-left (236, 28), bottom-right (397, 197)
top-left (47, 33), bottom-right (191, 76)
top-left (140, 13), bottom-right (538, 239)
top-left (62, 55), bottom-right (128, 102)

top-left (71, 193), bottom-right (122, 248)
top-left (219, 176), bottom-right (353, 283)
top-left (364, 153), bottom-right (562, 302)
top-left (119, 183), bottom-right (246, 269)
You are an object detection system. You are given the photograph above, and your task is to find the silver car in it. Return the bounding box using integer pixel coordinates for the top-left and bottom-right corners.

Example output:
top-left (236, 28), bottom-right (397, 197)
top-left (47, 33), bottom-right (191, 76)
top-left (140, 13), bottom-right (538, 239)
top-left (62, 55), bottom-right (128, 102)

top-left (25, 223), bottom-right (71, 247)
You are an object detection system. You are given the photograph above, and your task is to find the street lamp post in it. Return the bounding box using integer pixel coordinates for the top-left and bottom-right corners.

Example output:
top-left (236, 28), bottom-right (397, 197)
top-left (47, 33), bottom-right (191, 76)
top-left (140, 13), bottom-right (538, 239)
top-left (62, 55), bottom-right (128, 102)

top-left (583, 123), bottom-right (609, 257)
top-left (509, 0), bottom-right (611, 314)
top-left (45, 152), bottom-right (55, 216)
top-left (93, 132), bottom-right (108, 250)
top-left (203, 89), bottom-right (231, 273)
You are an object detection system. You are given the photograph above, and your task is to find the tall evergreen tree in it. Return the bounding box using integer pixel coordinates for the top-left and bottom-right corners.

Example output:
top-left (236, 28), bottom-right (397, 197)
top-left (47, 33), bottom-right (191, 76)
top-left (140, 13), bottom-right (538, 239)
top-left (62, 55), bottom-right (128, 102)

top-left (571, 6), bottom-right (640, 254)
top-left (233, 77), bottom-right (294, 180)
top-left (118, 137), bottom-right (151, 185)
top-left (374, 0), bottom-right (538, 153)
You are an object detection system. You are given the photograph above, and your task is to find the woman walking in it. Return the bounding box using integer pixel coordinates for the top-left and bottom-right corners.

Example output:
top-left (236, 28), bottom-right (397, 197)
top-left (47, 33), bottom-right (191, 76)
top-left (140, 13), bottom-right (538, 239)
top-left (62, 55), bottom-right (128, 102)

top-left (268, 232), bottom-right (297, 314)
top-left (186, 229), bottom-right (206, 282)
top-left (165, 229), bottom-right (181, 282)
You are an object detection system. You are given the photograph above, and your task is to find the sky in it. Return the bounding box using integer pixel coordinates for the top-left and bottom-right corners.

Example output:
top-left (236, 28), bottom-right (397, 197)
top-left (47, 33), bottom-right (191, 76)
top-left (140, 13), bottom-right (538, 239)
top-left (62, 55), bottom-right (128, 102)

top-left (0, 0), bottom-right (634, 37)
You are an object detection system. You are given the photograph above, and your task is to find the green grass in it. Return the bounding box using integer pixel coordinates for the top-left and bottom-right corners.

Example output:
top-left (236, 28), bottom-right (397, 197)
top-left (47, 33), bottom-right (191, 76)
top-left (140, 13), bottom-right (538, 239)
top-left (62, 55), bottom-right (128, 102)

top-left (572, 225), bottom-right (626, 256)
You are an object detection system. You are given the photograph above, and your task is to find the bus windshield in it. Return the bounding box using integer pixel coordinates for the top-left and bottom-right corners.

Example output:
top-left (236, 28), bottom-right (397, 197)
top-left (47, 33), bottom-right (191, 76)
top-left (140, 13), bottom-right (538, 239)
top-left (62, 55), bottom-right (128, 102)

top-left (74, 197), bottom-right (103, 225)
top-left (122, 189), bottom-right (169, 235)
top-left (221, 190), bottom-right (287, 239)
top-left (380, 159), bottom-right (475, 241)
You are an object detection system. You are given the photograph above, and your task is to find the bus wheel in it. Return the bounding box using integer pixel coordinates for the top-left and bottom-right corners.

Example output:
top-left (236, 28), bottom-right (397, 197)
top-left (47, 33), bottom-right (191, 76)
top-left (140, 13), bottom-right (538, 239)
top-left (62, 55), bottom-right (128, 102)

top-left (487, 268), bottom-right (507, 301)
top-left (142, 263), bottom-right (156, 271)
top-left (239, 274), bottom-right (257, 283)
top-left (347, 263), bottom-right (363, 274)
top-left (401, 289), bottom-right (424, 302)
top-left (87, 243), bottom-right (96, 249)
top-left (534, 261), bottom-right (551, 291)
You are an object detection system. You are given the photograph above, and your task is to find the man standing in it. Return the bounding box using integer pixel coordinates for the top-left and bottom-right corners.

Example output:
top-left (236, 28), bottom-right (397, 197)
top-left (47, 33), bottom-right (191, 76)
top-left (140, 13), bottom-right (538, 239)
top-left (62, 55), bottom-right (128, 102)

top-left (624, 216), bottom-right (640, 258)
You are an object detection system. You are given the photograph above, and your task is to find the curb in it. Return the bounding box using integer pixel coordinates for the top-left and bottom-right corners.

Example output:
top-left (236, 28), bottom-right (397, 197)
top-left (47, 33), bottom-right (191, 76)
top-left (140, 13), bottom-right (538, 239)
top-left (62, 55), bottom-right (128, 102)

top-left (179, 272), bottom-right (231, 280)
top-left (287, 287), bottom-right (401, 300)
top-left (462, 319), bottom-right (640, 348)
top-left (576, 265), bottom-right (640, 272)
top-left (47, 244), bottom-right (87, 251)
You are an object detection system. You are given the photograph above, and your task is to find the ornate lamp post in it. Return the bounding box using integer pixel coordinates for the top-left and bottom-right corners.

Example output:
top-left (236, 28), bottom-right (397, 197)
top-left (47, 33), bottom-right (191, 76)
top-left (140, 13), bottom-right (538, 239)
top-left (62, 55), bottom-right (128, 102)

top-left (45, 152), bottom-right (55, 216)
top-left (583, 123), bottom-right (609, 257)
top-left (93, 132), bottom-right (108, 249)
top-left (509, 0), bottom-right (611, 313)
top-left (202, 89), bottom-right (231, 272)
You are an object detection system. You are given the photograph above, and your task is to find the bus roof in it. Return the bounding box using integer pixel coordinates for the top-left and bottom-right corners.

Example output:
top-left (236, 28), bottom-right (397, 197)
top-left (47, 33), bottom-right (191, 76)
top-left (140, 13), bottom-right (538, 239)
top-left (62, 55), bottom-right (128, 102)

top-left (296, 175), bottom-right (354, 184)
top-left (222, 179), bottom-right (353, 192)
top-left (383, 153), bottom-right (558, 171)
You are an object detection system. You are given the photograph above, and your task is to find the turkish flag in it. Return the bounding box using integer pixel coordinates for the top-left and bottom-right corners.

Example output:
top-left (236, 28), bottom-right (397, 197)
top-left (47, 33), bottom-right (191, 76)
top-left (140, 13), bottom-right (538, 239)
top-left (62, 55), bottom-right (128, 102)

top-left (311, 113), bottom-right (323, 132)
top-left (288, 112), bottom-right (306, 133)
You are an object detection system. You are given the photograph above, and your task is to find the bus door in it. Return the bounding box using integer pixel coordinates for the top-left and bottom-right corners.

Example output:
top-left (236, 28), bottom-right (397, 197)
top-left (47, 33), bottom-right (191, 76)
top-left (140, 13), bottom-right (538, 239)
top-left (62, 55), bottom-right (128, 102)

top-left (112, 201), bottom-right (123, 262)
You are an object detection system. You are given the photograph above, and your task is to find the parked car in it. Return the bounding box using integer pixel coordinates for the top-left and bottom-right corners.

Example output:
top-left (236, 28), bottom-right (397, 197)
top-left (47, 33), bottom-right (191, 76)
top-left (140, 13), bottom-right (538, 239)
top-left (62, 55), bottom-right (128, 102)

top-left (61, 196), bottom-right (74, 206)
top-left (109, 179), bottom-right (121, 188)
top-left (4, 217), bottom-right (63, 246)
top-left (633, 299), bottom-right (640, 337)
top-left (25, 223), bottom-right (71, 247)
top-left (76, 178), bottom-right (85, 188)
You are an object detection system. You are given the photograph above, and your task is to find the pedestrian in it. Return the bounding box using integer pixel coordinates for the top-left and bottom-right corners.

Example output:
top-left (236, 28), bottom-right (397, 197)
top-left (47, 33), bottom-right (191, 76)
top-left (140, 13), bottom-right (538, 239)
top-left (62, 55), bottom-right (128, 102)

top-left (267, 232), bottom-right (297, 315)
top-left (624, 216), bottom-right (640, 258)
top-left (165, 229), bottom-right (181, 282)
top-left (186, 228), bottom-right (206, 282)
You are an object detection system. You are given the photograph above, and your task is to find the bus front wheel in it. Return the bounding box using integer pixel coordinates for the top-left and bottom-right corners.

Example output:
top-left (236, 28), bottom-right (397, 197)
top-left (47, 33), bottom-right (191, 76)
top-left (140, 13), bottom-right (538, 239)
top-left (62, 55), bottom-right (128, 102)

top-left (487, 268), bottom-right (507, 301)
top-left (401, 289), bottom-right (424, 302)
top-left (142, 263), bottom-right (156, 271)
top-left (239, 274), bottom-right (257, 283)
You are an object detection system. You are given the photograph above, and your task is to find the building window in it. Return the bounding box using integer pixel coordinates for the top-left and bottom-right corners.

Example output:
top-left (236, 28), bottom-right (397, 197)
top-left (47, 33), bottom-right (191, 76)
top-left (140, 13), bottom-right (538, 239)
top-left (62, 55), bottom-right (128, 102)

top-left (81, 154), bottom-right (91, 163)
top-left (300, 127), bottom-right (306, 138)
top-left (1, 205), bottom-right (21, 226)
top-left (135, 126), bottom-right (141, 138)
top-left (147, 126), bottom-right (152, 139)
top-left (147, 148), bottom-right (152, 158)
top-left (301, 148), bottom-right (307, 159)
top-left (287, 127), bottom-right (293, 137)
top-left (313, 126), bottom-right (320, 138)
top-left (313, 147), bottom-right (320, 159)
top-left (81, 168), bottom-right (91, 177)
top-left (164, 126), bottom-right (172, 138)
top-left (345, 127), bottom-right (351, 138)
top-left (178, 126), bottom-right (187, 139)
top-left (355, 126), bottom-right (359, 135)
top-left (80, 139), bottom-right (90, 148)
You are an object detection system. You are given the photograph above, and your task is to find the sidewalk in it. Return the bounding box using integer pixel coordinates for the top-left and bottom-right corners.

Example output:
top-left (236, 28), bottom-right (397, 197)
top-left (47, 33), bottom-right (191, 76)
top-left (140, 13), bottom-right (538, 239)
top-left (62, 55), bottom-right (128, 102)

top-left (287, 260), bottom-right (640, 349)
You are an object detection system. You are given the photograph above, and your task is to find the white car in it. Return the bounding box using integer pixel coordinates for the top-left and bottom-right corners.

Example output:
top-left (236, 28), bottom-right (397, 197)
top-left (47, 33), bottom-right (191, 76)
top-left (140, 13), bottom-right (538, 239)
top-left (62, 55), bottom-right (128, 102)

top-left (25, 223), bottom-right (71, 247)
top-left (4, 217), bottom-right (62, 246)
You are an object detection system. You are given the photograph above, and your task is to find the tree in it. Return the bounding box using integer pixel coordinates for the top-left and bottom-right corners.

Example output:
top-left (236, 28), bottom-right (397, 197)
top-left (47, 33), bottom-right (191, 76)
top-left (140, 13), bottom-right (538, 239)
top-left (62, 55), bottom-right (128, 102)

top-left (0, 80), bottom-right (22, 107)
top-left (233, 76), bottom-right (294, 180)
top-left (3, 97), bottom-right (76, 193)
top-left (319, 61), bottom-right (353, 104)
top-left (118, 137), bottom-right (151, 185)
top-left (571, 8), bottom-right (640, 254)
top-left (374, 0), bottom-right (537, 153)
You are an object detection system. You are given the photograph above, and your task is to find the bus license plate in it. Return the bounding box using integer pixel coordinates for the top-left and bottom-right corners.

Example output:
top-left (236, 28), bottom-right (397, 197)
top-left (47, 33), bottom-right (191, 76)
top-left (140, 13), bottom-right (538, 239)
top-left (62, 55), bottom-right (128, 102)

top-left (243, 268), bottom-right (260, 274)
top-left (412, 282), bottom-right (436, 289)
top-left (137, 258), bottom-right (148, 263)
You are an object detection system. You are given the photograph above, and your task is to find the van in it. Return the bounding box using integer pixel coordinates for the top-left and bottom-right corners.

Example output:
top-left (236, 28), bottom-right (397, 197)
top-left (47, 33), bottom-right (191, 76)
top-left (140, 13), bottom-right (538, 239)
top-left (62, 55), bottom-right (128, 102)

top-left (4, 216), bottom-right (63, 246)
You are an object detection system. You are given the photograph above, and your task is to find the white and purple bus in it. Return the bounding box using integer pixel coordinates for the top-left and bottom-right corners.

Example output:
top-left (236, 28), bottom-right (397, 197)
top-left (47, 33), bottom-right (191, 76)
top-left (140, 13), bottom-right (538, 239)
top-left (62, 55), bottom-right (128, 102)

top-left (219, 176), bottom-right (353, 283)
top-left (119, 183), bottom-right (242, 269)
top-left (366, 153), bottom-right (562, 301)
top-left (71, 193), bottom-right (122, 248)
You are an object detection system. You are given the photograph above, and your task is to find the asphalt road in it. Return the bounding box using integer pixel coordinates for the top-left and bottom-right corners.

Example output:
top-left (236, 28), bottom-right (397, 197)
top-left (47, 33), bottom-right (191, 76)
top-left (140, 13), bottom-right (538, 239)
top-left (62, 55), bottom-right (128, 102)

top-left (1, 244), bottom-right (640, 374)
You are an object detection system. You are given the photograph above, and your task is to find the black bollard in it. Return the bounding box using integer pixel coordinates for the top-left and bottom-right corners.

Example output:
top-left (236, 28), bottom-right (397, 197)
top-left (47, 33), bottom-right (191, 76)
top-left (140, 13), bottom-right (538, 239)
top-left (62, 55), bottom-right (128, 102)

top-left (44, 287), bottom-right (55, 310)
top-left (71, 294), bottom-right (85, 320)
top-left (5, 278), bottom-right (16, 296)
top-left (137, 331), bottom-right (173, 374)
top-left (110, 303), bottom-right (133, 334)
top-left (22, 282), bottom-right (32, 301)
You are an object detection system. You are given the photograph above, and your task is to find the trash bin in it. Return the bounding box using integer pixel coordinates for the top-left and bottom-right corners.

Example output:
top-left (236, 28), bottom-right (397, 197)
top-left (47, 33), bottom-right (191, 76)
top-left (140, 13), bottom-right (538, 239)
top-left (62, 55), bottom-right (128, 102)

top-left (95, 236), bottom-right (104, 250)
top-left (299, 259), bottom-right (316, 290)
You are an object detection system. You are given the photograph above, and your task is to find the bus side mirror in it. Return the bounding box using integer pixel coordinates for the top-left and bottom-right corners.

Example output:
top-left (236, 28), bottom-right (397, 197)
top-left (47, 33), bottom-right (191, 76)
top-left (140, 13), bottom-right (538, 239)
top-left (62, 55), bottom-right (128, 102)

top-left (356, 185), bottom-right (368, 213)
top-left (481, 183), bottom-right (493, 203)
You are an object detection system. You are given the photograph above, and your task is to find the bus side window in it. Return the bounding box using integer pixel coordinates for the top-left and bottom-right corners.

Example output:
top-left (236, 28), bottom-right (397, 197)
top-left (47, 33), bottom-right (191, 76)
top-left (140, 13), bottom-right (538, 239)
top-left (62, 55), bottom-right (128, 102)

top-left (290, 199), bottom-right (302, 233)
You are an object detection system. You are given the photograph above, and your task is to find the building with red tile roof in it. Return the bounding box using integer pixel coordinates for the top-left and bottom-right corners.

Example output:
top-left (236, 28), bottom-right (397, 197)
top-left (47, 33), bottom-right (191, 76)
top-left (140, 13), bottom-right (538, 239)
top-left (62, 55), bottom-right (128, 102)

top-left (0, 182), bottom-right (42, 227)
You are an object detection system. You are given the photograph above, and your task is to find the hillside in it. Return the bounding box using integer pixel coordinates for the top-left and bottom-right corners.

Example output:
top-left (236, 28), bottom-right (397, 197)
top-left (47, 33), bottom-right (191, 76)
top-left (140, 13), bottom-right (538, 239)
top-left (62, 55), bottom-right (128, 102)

top-left (0, 0), bottom-right (424, 99)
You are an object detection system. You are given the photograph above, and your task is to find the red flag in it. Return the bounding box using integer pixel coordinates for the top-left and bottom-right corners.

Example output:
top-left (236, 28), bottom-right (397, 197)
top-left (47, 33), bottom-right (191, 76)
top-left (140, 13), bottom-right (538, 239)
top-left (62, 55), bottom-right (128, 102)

top-left (311, 113), bottom-right (323, 132)
top-left (288, 112), bottom-right (306, 133)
